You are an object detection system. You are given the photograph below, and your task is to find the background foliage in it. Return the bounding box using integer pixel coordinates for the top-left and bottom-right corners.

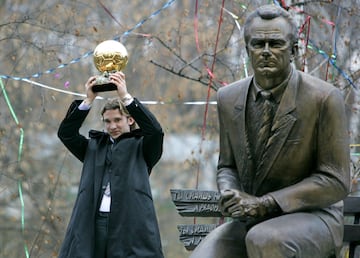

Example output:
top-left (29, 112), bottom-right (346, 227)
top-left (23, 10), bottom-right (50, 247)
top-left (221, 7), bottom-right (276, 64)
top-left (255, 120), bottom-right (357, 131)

top-left (0, 0), bottom-right (359, 257)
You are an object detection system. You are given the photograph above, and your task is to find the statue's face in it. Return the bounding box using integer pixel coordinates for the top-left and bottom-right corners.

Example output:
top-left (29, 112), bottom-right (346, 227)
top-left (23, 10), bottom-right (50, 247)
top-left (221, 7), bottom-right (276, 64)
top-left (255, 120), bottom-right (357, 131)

top-left (247, 16), bottom-right (293, 85)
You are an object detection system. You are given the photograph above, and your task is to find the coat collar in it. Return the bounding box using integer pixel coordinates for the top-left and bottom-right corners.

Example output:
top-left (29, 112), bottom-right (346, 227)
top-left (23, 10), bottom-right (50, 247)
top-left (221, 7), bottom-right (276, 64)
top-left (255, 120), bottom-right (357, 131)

top-left (233, 67), bottom-right (298, 117)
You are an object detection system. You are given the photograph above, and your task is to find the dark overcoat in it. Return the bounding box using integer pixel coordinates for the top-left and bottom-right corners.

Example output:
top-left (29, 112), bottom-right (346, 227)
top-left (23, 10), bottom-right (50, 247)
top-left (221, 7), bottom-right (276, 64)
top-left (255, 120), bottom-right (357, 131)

top-left (57, 98), bottom-right (164, 258)
top-left (216, 70), bottom-right (350, 250)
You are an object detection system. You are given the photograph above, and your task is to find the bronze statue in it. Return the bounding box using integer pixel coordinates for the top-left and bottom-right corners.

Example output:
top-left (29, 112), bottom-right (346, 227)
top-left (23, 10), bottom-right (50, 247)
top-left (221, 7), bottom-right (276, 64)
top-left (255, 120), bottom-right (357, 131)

top-left (190, 4), bottom-right (350, 258)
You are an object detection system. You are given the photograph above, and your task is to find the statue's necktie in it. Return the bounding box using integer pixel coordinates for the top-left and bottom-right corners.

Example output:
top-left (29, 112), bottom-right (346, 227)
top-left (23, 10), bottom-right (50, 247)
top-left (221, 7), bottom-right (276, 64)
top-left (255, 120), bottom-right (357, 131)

top-left (256, 91), bottom-right (274, 158)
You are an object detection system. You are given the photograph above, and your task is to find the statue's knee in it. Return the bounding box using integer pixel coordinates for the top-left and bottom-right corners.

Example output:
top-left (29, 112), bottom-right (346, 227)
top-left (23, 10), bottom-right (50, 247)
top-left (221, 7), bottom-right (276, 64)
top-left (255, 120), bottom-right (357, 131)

top-left (245, 223), bottom-right (283, 248)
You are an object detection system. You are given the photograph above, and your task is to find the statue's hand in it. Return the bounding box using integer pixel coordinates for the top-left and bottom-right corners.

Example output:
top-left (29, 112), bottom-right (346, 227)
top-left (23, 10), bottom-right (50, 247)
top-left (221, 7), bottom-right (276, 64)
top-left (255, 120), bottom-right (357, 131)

top-left (220, 190), bottom-right (279, 218)
top-left (219, 189), bottom-right (252, 217)
top-left (219, 189), bottom-right (236, 216)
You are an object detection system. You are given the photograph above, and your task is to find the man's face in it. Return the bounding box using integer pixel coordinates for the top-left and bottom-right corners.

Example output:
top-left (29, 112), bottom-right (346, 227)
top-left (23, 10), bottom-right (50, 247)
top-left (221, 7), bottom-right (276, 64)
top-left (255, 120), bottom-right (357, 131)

top-left (103, 109), bottom-right (132, 139)
top-left (247, 16), bottom-right (293, 82)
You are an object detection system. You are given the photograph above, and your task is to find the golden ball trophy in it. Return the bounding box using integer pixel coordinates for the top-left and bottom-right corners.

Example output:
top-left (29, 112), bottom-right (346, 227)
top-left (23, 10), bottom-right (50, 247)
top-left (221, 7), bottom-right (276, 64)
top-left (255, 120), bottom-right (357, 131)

top-left (92, 40), bottom-right (129, 92)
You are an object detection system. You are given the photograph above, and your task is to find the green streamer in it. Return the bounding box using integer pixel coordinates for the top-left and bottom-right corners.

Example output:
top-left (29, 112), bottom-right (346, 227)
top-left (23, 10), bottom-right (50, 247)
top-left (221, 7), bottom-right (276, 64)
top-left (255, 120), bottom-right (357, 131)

top-left (18, 128), bottom-right (24, 162)
top-left (18, 180), bottom-right (29, 258)
top-left (239, 4), bottom-right (247, 10)
top-left (0, 79), bottom-right (28, 258)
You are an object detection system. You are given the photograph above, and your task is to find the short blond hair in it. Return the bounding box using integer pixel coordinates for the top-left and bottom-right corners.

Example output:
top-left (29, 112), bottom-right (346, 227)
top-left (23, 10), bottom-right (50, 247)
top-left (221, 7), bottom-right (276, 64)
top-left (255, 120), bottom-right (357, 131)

top-left (101, 98), bottom-right (129, 116)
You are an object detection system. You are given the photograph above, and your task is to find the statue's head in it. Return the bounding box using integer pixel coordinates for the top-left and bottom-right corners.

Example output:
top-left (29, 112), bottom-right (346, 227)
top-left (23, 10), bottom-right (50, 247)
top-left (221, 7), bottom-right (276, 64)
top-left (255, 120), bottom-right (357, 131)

top-left (243, 5), bottom-right (298, 49)
top-left (243, 5), bottom-right (299, 86)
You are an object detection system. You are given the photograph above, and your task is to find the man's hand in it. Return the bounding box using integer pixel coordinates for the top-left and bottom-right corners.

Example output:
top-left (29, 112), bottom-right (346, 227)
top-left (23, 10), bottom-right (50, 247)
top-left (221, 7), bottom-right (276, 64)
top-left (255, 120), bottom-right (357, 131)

top-left (109, 71), bottom-right (128, 99)
top-left (84, 75), bottom-right (98, 105)
top-left (219, 189), bottom-right (278, 218)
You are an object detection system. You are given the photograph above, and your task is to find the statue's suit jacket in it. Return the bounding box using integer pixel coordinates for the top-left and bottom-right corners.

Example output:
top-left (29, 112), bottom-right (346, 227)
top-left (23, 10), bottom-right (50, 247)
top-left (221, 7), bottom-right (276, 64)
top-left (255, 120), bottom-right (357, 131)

top-left (216, 69), bottom-right (350, 249)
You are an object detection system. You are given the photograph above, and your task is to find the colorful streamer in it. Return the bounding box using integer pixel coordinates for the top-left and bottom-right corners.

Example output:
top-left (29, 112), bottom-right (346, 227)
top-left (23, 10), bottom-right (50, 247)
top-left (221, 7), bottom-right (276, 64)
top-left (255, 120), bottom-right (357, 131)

top-left (0, 0), bottom-right (176, 83)
top-left (0, 0), bottom-right (355, 98)
top-left (307, 40), bottom-right (356, 89)
top-left (193, 0), bottom-right (226, 195)
top-left (0, 79), bottom-right (28, 258)
top-left (12, 76), bottom-right (219, 105)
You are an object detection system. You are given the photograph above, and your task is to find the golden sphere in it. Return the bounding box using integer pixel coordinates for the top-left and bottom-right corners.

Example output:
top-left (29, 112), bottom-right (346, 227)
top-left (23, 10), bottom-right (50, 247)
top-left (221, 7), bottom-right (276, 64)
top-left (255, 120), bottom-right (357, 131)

top-left (93, 40), bottom-right (128, 73)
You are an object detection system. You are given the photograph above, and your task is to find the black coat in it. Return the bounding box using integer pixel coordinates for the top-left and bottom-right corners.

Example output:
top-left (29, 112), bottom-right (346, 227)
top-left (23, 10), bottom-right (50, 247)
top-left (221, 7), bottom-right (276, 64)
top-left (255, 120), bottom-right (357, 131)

top-left (57, 98), bottom-right (164, 258)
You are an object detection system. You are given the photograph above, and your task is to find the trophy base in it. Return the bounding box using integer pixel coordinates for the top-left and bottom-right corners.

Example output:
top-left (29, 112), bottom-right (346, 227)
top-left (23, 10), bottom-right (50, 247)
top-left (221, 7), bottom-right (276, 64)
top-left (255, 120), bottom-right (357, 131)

top-left (93, 74), bottom-right (117, 92)
top-left (92, 83), bottom-right (117, 92)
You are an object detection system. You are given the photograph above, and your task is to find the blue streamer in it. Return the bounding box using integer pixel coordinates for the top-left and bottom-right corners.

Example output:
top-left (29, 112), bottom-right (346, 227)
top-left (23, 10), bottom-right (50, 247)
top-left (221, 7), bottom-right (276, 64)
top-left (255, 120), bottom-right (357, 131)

top-left (308, 39), bottom-right (356, 89)
top-left (0, 0), bottom-right (176, 82)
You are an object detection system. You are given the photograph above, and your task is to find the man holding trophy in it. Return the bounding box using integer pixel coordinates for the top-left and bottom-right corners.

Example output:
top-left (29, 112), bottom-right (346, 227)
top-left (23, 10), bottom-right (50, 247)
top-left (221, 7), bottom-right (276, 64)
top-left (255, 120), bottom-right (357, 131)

top-left (57, 40), bottom-right (165, 258)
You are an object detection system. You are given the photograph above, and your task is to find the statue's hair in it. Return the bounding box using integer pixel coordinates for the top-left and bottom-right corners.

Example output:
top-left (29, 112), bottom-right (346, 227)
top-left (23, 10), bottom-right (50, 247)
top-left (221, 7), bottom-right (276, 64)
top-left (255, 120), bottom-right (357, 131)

top-left (243, 5), bottom-right (298, 46)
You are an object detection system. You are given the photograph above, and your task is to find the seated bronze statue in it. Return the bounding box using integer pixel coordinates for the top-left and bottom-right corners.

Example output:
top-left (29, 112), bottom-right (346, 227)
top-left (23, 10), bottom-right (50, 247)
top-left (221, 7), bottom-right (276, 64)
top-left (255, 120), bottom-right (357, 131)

top-left (190, 4), bottom-right (350, 258)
